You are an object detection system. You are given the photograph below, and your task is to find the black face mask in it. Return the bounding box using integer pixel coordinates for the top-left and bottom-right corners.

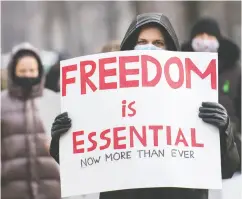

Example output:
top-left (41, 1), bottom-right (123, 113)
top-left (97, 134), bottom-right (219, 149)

top-left (14, 77), bottom-right (40, 88)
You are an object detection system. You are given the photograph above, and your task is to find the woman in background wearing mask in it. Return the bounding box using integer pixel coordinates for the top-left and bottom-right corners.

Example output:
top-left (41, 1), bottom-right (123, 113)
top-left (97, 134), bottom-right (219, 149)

top-left (49, 13), bottom-right (239, 199)
top-left (1, 43), bottom-right (61, 199)
top-left (182, 18), bottom-right (241, 171)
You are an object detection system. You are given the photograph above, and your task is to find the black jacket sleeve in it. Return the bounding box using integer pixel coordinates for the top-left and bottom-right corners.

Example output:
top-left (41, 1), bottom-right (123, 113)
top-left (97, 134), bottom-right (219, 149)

top-left (234, 130), bottom-right (241, 172)
top-left (220, 121), bottom-right (240, 179)
top-left (234, 75), bottom-right (241, 171)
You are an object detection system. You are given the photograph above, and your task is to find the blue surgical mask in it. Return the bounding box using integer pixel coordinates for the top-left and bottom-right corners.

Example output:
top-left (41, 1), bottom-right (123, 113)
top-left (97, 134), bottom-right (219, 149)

top-left (134, 44), bottom-right (164, 51)
top-left (191, 38), bottom-right (219, 52)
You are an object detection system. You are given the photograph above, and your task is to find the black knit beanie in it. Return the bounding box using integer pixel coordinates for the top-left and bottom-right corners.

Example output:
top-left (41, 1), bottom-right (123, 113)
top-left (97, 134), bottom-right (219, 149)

top-left (191, 18), bottom-right (221, 40)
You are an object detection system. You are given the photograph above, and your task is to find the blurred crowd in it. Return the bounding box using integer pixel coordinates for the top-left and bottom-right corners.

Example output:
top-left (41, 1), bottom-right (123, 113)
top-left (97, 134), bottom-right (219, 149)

top-left (1, 8), bottom-right (241, 199)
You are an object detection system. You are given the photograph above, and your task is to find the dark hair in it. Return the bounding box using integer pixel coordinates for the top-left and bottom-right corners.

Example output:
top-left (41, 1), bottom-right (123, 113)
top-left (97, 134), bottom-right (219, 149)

top-left (45, 62), bottom-right (60, 92)
top-left (44, 52), bottom-right (70, 92)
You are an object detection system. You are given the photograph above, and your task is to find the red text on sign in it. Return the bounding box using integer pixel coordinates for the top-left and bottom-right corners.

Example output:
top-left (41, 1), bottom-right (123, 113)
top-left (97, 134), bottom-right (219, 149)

top-left (62, 55), bottom-right (217, 96)
top-left (72, 125), bottom-right (204, 154)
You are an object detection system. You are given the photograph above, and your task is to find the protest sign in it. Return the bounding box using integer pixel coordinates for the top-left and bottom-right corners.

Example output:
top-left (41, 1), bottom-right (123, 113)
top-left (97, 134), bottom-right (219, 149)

top-left (60, 50), bottom-right (221, 197)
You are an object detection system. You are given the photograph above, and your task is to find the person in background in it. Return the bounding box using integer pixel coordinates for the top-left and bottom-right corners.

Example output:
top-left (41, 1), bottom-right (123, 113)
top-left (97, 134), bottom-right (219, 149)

top-left (1, 43), bottom-right (61, 199)
top-left (181, 18), bottom-right (241, 172)
top-left (45, 41), bottom-right (120, 94)
top-left (45, 62), bottom-right (60, 93)
top-left (45, 52), bottom-right (69, 93)
top-left (1, 68), bottom-right (8, 90)
top-left (100, 40), bottom-right (120, 53)
top-left (49, 13), bottom-right (239, 199)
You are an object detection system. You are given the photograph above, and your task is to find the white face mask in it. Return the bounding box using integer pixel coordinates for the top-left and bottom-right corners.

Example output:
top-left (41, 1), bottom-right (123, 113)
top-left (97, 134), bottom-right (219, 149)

top-left (191, 38), bottom-right (219, 52)
top-left (134, 44), bottom-right (165, 51)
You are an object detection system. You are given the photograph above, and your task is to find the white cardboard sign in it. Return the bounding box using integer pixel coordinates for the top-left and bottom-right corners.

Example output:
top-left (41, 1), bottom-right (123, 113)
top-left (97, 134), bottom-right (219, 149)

top-left (60, 50), bottom-right (221, 197)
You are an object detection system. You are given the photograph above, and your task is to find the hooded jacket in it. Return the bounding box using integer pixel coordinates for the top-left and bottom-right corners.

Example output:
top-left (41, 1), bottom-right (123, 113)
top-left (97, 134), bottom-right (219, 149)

top-left (1, 43), bottom-right (61, 199)
top-left (97, 13), bottom-right (239, 199)
top-left (181, 18), bottom-right (241, 171)
top-left (120, 13), bottom-right (180, 51)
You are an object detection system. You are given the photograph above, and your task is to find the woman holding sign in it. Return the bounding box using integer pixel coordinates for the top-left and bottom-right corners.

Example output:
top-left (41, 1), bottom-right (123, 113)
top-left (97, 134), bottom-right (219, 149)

top-left (49, 13), bottom-right (239, 199)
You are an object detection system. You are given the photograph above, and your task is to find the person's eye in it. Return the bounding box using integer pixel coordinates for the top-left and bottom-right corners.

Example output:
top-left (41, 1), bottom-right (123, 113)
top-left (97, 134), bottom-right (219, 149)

top-left (137, 40), bottom-right (146, 45)
top-left (154, 41), bottom-right (165, 47)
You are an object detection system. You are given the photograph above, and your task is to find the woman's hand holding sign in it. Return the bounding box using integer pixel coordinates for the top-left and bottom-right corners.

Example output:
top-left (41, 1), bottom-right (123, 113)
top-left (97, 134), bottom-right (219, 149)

top-left (49, 102), bottom-right (230, 164)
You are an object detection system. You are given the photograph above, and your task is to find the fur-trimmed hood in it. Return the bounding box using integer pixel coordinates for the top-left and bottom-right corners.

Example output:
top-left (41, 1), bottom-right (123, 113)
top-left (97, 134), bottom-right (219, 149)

top-left (7, 42), bottom-right (45, 98)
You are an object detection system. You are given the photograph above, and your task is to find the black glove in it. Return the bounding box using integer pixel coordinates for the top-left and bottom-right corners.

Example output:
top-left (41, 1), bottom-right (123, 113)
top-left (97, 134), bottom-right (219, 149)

top-left (199, 102), bottom-right (229, 130)
top-left (49, 112), bottom-right (72, 163)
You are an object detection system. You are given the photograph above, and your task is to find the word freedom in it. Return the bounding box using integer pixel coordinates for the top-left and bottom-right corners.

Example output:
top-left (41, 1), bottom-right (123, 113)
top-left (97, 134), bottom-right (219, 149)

top-left (61, 55), bottom-right (217, 96)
